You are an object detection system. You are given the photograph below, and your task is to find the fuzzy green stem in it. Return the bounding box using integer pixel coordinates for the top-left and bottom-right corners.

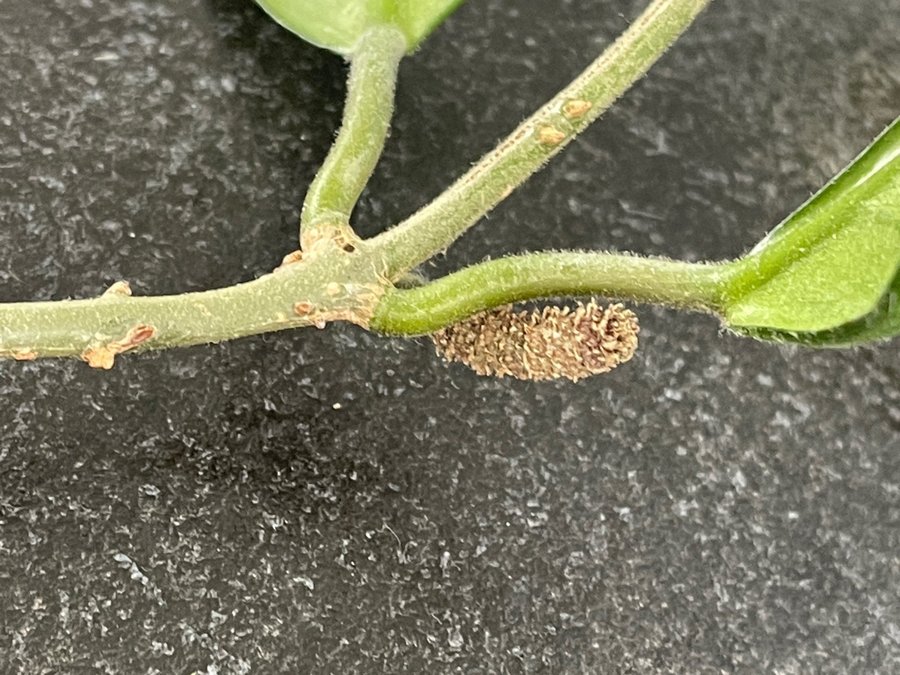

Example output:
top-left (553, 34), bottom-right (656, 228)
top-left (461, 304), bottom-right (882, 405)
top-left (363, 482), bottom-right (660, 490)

top-left (0, 3), bottom-right (720, 365)
top-left (300, 24), bottom-right (406, 248)
top-left (0, 247), bottom-right (388, 364)
top-left (371, 0), bottom-right (713, 276)
top-left (370, 251), bottom-right (733, 335)
top-left (0, 279), bottom-right (304, 357)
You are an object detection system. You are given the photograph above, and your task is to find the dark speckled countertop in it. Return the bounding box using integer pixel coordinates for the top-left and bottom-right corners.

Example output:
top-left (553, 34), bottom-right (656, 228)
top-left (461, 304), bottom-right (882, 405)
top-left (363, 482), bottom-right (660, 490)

top-left (0, 0), bottom-right (898, 672)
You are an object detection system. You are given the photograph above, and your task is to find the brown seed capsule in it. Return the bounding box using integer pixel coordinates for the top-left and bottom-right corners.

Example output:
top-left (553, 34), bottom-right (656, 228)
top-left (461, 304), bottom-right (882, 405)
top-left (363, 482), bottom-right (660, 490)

top-left (431, 301), bottom-right (639, 382)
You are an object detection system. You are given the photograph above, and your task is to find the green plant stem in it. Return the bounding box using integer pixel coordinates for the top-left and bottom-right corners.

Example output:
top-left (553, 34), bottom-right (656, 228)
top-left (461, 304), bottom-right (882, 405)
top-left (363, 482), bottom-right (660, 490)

top-left (0, 248), bottom-right (387, 363)
top-left (0, 0), bottom-right (763, 364)
top-left (371, 251), bottom-right (732, 335)
top-left (371, 0), bottom-right (713, 277)
top-left (0, 279), bottom-right (304, 357)
top-left (300, 24), bottom-right (406, 248)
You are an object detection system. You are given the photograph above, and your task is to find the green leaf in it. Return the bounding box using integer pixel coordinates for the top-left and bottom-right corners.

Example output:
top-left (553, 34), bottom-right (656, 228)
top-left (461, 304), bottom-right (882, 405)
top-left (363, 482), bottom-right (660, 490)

top-left (254, 0), bottom-right (465, 55)
top-left (730, 268), bottom-right (899, 347)
top-left (723, 117), bottom-right (900, 345)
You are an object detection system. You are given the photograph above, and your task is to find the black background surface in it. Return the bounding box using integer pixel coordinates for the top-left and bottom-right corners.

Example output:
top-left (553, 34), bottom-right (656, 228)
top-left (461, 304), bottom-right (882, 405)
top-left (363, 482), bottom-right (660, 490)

top-left (0, 0), bottom-right (898, 672)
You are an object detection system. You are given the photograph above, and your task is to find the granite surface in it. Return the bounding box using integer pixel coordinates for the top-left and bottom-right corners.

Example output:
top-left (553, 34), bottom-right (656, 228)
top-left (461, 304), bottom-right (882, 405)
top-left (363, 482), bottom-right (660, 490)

top-left (0, 0), bottom-right (898, 672)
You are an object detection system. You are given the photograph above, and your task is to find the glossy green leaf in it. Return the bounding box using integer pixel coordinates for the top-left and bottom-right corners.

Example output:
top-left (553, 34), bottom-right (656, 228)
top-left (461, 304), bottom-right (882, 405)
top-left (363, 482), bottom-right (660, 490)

top-left (723, 117), bottom-right (900, 344)
top-left (254, 0), bottom-right (465, 55)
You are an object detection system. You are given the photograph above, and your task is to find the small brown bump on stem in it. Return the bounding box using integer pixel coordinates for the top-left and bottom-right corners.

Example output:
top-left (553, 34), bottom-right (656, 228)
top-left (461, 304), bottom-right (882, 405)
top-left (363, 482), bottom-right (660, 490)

top-left (294, 301), bottom-right (314, 317)
top-left (302, 222), bottom-right (361, 257)
top-left (278, 250), bottom-right (304, 269)
top-left (103, 281), bottom-right (132, 297)
top-left (432, 301), bottom-right (639, 382)
top-left (82, 348), bottom-right (116, 370)
top-left (122, 324), bottom-right (156, 349)
top-left (537, 125), bottom-right (567, 147)
top-left (12, 349), bottom-right (37, 361)
top-left (81, 323), bottom-right (157, 370)
top-left (562, 99), bottom-right (593, 120)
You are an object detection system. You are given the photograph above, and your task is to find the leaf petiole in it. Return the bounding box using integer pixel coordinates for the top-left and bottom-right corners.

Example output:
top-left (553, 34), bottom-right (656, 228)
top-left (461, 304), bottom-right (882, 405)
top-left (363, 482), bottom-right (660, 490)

top-left (300, 24), bottom-right (407, 249)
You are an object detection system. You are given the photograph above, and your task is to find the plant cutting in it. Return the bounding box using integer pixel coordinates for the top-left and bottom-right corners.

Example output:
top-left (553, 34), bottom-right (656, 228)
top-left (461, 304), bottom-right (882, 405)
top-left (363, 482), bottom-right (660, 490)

top-left (0, 0), bottom-right (896, 379)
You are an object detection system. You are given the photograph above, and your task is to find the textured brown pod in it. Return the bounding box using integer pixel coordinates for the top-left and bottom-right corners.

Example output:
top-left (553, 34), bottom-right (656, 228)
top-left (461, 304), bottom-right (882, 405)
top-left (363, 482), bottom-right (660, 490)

top-left (432, 301), bottom-right (639, 382)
